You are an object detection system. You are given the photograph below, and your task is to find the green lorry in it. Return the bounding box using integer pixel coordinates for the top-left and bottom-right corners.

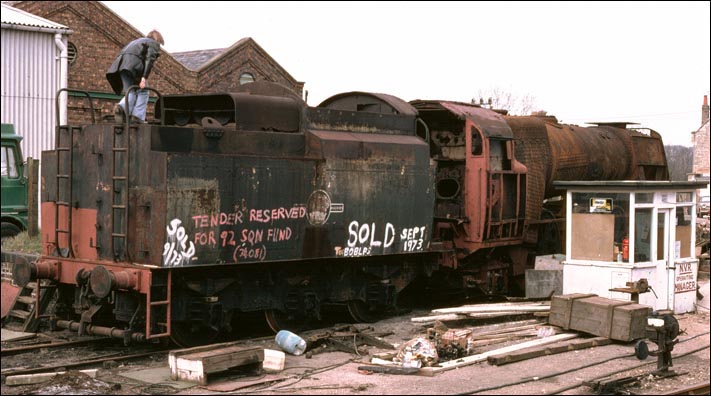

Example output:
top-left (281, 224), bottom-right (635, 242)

top-left (1, 123), bottom-right (29, 241)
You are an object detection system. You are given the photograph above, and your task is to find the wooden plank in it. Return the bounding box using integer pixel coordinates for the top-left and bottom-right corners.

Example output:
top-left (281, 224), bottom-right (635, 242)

top-left (357, 365), bottom-right (420, 375)
top-left (169, 343), bottom-right (264, 385)
top-left (486, 336), bottom-right (611, 365)
top-left (411, 314), bottom-right (468, 323)
top-left (5, 369), bottom-right (98, 386)
top-left (468, 336), bottom-right (531, 348)
top-left (468, 312), bottom-right (542, 319)
top-left (437, 301), bottom-right (550, 309)
top-left (469, 324), bottom-right (540, 337)
top-left (432, 304), bottom-right (550, 315)
top-left (417, 333), bottom-right (579, 376)
top-left (26, 158), bottom-right (39, 237)
top-left (169, 340), bottom-right (245, 379)
top-left (468, 319), bottom-right (543, 333)
top-left (201, 348), bottom-right (263, 374)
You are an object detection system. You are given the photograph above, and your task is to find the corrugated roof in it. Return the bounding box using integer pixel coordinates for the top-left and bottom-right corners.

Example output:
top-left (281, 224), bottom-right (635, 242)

top-left (1, 3), bottom-right (70, 32)
top-left (172, 48), bottom-right (225, 71)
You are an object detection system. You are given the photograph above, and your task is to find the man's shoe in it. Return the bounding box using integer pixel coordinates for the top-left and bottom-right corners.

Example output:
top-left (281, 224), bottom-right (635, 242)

top-left (129, 115), bottom-right (146, 124)
top-left (114, 105), bottom-right (124, 123)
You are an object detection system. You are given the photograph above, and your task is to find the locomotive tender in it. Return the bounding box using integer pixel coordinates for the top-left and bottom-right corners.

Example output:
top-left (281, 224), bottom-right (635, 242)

top-left (12, 82), bottom-right (668, 346)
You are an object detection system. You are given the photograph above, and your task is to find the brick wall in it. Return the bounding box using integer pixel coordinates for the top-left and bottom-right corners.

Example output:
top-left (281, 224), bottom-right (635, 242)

top-left (693, 122), bottom-right (710, 175)
top-left (12, 1), bottom-right (302, 123)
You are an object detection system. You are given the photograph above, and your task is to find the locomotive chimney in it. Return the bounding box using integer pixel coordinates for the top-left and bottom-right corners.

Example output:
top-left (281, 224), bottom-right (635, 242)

top-left (703, 95), bottom-right (709, 126)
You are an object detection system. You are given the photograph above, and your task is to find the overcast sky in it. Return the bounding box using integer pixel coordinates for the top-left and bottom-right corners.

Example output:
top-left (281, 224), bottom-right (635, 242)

top-left (102, 1), bottom-right (710, 147)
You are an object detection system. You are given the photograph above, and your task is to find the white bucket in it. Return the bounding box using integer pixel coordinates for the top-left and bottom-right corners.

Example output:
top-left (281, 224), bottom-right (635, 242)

top-left (262, 349), bottom-right (285, 373)
top-left (275, 330), bottom-right (307, 355)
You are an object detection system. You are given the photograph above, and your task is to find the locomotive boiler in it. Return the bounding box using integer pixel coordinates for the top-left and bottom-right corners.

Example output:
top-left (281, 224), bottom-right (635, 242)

top-left (10, 82), bottom-right (668, 346)
top-left (411, 100), bottom-right (668, 295)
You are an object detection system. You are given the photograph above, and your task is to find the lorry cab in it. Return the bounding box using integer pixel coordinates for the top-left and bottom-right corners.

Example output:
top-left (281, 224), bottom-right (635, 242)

top-left (1, 123), bottom-right (28, 241)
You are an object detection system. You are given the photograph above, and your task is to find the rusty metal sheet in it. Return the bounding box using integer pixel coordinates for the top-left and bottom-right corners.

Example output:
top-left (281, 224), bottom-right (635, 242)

top-left (318, 91), bottom-right (417, 116)
top-left (160, 138), bottom-right (435, 267)
top-left (307, 130), bottom-right (429, 161)
top-left (156, 92), bottom-right (303, 132)
top-left (411, 100), bottom-right (514, 139)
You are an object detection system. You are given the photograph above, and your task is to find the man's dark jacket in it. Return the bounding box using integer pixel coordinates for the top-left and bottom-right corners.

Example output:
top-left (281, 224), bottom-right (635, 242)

top-left (106, 37), bottom-right (161, 95)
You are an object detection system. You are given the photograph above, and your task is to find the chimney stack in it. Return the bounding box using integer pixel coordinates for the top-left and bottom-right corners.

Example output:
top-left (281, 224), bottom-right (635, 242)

top-left (703, 95), bottom-right (709, 126)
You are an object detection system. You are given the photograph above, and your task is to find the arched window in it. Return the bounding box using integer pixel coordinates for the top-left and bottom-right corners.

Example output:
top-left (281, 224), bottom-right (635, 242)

top-left (239, 72), bottom-right (255, 85)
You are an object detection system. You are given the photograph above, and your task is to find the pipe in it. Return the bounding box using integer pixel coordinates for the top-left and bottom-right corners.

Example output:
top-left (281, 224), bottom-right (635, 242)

top-left (54, 33), bottom-right (68, 126)
top-left (55, 320), bottom-right (146, 342)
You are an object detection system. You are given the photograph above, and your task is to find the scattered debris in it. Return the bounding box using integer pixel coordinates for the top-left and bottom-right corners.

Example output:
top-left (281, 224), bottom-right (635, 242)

top-left (393, 337), bottom-right (438, 368)
top-left (304, 325), bottom-right (395, 356)
top-left (417, 332), bottom-right (579, 376)
top-left (19, 370), bottom-right (112, 395)
top-left (365, 300), bottom-right (584, 377)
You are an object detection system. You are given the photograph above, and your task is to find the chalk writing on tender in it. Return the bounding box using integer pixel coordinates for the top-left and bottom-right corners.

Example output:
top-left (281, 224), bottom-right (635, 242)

top-left (162, 218), bottom-right (196, 266)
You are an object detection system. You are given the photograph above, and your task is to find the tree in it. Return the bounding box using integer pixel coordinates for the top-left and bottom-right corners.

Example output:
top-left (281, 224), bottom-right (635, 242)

top-left (664, 145), bottom-right (693, 181)
top-left (473, 88), bottom-right (537, 116)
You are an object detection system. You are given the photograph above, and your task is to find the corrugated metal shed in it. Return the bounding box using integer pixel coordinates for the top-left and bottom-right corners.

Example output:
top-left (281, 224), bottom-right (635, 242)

top-left (1, 3), bottom-right (69, 30)
top-left (1, 3), bottom-right (71, 162)
top-left (2, 3), bottom-right (72, 227)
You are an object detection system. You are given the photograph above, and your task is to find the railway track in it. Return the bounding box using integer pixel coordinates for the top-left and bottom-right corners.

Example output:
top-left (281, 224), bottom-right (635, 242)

top-left (1, 303), bottom-right (708, 395)
top-left (457, 335), bottom-right (711, 395)
top-left (0, 322), bottom-right (337, 379)
top-left (1, 336), bottom-right (114, 356)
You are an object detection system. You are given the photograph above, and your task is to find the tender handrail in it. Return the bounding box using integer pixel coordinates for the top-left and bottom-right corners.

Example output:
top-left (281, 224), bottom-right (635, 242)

top-left (124, 86), bottom-right (164, 126)
top-left (55, 88), bottom-right (96, 126)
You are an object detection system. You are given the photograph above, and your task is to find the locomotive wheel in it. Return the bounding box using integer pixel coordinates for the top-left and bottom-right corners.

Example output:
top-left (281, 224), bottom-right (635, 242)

top-left (170, 321), bottom-right (220, 347)
top-left (346, 300), bottom-right (379, 323)
top-left (264, 309), bottom-right (310, 333)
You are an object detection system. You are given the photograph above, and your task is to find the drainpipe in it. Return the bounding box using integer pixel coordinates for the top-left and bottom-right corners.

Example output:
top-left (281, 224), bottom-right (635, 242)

top-left (54, 33), bottom-right (68, 126)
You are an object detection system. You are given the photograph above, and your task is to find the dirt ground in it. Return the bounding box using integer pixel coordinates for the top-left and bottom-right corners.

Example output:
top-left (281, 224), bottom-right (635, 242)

top-left (2, 277), bottom-right (709, 395)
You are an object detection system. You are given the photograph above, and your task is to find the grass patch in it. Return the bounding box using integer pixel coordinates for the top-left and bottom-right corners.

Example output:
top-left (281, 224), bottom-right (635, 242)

top-left (2, 230), bottom-right (43, 254)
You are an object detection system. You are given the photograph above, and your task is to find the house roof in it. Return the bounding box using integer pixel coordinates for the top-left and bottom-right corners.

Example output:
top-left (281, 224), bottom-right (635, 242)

top-left (172, 48), bottom-right (225, 71)
top-left (172, 37), bottom-right (301, 86)
top-left (1, 3), bottom-right (71, 33)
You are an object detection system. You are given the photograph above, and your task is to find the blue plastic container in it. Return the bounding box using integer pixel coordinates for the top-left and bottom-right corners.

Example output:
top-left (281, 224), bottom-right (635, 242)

top-left (275, 330), bottom-right (307, 355)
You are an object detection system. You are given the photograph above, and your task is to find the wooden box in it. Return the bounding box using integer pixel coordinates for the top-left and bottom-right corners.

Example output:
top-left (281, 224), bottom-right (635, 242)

top-left (549, 293), bottom-right (652, 342)
top-left (169, 342), bottom-right (264, 385)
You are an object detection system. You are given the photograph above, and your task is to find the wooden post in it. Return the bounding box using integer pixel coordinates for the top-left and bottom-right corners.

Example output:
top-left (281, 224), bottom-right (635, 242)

top-left (27, 158), bottom-right (39, 237)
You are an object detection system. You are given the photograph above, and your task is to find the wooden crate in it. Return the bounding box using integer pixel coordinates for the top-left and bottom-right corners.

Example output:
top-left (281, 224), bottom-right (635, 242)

top-left (169, 342), bottom-right (264, 385)
top-left (549, 293), bottom-right (651, 342)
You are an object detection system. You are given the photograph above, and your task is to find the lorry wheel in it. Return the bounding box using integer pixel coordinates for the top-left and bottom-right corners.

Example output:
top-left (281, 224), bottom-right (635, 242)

top-left (1, 222), bottom-right (22, 242)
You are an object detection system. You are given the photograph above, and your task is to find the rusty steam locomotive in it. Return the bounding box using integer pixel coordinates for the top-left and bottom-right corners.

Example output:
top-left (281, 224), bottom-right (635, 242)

top-left (10, 82), bottom-right (668, 346)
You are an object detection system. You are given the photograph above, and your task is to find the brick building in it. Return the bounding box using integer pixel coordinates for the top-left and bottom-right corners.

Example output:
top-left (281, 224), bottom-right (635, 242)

top-left (8, 1), bottom-right (304, 122)
top-left (690, 95), bottom-right (710, 199)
